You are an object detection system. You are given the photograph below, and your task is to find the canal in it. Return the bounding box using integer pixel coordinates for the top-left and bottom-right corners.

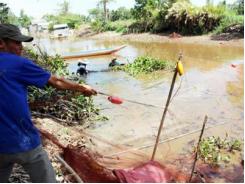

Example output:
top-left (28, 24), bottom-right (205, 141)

top-left (34, 37), bottom-right (244, 181)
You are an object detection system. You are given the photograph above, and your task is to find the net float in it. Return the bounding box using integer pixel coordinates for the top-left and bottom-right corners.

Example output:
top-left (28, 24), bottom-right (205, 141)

top-left (108, 96), bottom-right (123, 104)
top-left (98, 91), bottom-right (161, 108)
top-left (177, 61), bottom-right (184, 76)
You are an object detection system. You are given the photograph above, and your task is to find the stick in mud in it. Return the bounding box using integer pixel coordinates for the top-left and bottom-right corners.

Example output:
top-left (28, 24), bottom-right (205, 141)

top-left (56, 154), bottom-right (83, 183)
top-left (189, 115), bottom-right (208, 182)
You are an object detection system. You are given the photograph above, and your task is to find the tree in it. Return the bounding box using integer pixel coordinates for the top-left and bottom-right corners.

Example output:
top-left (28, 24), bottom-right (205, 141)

top-left (234, 0), bottom-right (244, 15)
top-left (58, 0), bottom-right (69, 15)
top-left (206, 0), bottom-right (213, 6)
top-left (18, 10), bottom-right (32, 28)
top-left (110, 7), bottom-right (132, 21)
top-left (88, 7), bottom-right (104, 21)
top-left (0, 3), bottom-right (9, 23)
top-left (43, 1), bottom-right (88, 29)
top-left (98, 0), bottom-right (114, 21)
top-left (42, 14), bottom-right (56, 22)
top-left (132, 0), bottom-right (160, 31)
top-left (8, 11), bottom-right (19, 25)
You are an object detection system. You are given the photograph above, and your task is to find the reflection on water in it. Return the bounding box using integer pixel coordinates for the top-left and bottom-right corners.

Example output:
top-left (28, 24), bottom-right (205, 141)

top-left (37, 37), bottom-right (244, 174)
top-left (226, 64), bottom-right (244, 109)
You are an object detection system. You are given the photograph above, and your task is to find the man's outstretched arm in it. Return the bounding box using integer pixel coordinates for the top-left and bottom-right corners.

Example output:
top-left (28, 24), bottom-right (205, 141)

top-left (48, 75), bottom-right (97, 96)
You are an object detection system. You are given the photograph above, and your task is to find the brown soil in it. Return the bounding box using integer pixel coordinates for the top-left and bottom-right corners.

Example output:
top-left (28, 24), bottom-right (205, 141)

top-left (11, 117), bottom-right (243, 183)
top-left (9, 118), bottom-right (89, 183)
top-left (35, 118), bottom-right (91, 183)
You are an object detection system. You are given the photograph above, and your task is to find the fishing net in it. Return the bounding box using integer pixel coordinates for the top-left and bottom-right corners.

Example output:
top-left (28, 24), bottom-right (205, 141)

top-left (39, 128), bottom-right (187, 183)
top-left (114, 160), bottom-right (174, 182)
top-left (63, 145), bottom-right (119, 182)
top-left (39, 128), bottom-right (119, 182)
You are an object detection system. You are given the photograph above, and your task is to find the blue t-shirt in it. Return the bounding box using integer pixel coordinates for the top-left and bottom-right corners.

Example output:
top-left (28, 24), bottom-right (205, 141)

top-left (0, 52), bottom-right (51, 154)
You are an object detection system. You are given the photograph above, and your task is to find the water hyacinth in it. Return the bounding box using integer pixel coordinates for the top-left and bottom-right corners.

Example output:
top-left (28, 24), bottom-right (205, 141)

top-left (113, 56), bottom-right (174, 76)
top-left (196, 135), bottom-right (242, 165)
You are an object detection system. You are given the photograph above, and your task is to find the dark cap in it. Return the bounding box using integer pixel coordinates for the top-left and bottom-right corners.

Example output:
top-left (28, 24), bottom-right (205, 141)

top-left (0, 24), bottom-right (33, 42)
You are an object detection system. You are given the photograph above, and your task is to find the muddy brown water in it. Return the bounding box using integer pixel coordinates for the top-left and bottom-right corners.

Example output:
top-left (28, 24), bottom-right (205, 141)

top-left (35, 37), bottom-right (243, 181)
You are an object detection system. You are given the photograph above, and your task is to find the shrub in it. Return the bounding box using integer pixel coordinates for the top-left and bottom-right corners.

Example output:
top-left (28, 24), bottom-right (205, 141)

top-left (90, 19), bottom-right (134, 33)
top-left (165, 2), bottom-right (222, 35)
top-left (213, 13), bottom-right (244, 34)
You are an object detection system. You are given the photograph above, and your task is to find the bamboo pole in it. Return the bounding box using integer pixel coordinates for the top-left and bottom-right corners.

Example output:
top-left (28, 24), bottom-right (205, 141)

top-left (189, 115), bottom-right (208, 182)
top-left (151, 66), bottom-right (178, 161)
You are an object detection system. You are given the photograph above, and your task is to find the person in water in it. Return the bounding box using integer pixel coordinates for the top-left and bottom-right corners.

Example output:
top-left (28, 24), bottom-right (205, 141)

top-left (109, 58), bottom-right (120, 67)
top-left (77, 62), bottom-right (88, 76)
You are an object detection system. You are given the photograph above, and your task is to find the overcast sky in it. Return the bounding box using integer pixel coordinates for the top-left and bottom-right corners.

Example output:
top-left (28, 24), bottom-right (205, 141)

top-left (1, 0), bottom-right (237, 20)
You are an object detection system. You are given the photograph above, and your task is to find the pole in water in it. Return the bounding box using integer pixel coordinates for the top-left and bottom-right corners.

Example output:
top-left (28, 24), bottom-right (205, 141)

top-left (151, 56), bottom-right (183, 161)
top-left (189, 115), bottom-right (208, 182)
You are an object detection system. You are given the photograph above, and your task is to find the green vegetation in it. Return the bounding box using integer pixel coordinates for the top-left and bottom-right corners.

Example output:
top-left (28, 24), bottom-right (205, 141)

top-left (43, 1), bottom-right (88, 30)
top-left (43, 13), bottom-right (88, 30)
top-left (111, 7), bottom-right (133, 21)
top-left (196, 135), bottom-right (242, 165)
top-left (129, 0), bottom-right (244, 35)
top-left (0, 3), bottom-right (9, 23)
top-left (89, 6), bottom-right (134, 33)
top-left (0, 3), bottom-right (31, 28)
top-left (1, 0), bottom-right (243, 36)
top-left (131, 0), bottom-right (162, 32)
top-left (23, 47), bottom-right (105, 125)
top-left (113, 56), bottom-right (174, 76)
top-left (24, 47), bottom-right (68, 75)
top-left (88, 0), bottom-right (243, 36)
top-left (18, 10), bottom-right (32, 28)
top-left (87, 0), bottom-right (133, 33)
top-left (91, 19), bottom-right (134, 33)
top-left (213, 13), bottom-right (244, 34)
top-left (98, 0), bottom-right (115, 21)
top-left (230, 0), bottom-right (244, 15)
top-left (163, 2), bottom-right (222, 35)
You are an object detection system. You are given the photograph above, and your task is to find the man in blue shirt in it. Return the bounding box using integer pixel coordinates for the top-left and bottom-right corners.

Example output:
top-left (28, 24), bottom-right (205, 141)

top-left (0, 24), bottom-right (97, 182)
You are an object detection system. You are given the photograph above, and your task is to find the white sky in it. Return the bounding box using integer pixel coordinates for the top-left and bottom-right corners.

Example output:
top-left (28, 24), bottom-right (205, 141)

top-left (1, 0), bottom-right (237, 20)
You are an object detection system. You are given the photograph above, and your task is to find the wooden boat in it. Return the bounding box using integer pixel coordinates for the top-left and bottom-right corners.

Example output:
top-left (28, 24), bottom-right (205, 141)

top-left (61, 45), bottom-right (126, 60)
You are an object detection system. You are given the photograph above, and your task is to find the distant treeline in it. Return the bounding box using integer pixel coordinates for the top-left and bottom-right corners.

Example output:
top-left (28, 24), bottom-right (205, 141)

top-left (90, 0), bottom-right (244, 35)
top-left (1, 0), bottom-right (244, 35)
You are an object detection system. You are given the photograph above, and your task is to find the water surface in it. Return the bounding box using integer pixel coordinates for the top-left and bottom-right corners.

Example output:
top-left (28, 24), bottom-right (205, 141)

top-left (37, 37), bottom-right (244, 177)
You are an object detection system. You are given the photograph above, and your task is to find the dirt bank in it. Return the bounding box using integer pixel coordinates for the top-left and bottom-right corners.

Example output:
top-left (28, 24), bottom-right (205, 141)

top-left (85, 31), bottom-right (244, 48)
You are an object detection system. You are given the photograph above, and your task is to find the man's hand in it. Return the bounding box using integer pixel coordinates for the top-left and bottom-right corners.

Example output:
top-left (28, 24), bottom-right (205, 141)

top-left (81, 84), bottom-right (97, 96)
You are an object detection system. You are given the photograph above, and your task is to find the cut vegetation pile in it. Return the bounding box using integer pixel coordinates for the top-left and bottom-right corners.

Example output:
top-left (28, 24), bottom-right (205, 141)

top-left (23, 48), bottom-right (104, 125)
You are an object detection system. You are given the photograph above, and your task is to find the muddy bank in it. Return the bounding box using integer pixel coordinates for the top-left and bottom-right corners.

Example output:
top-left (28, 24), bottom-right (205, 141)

top-left (11, 117), bottom-right (244, 183)
top-left (82, 31), bottom-right (244, 48)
